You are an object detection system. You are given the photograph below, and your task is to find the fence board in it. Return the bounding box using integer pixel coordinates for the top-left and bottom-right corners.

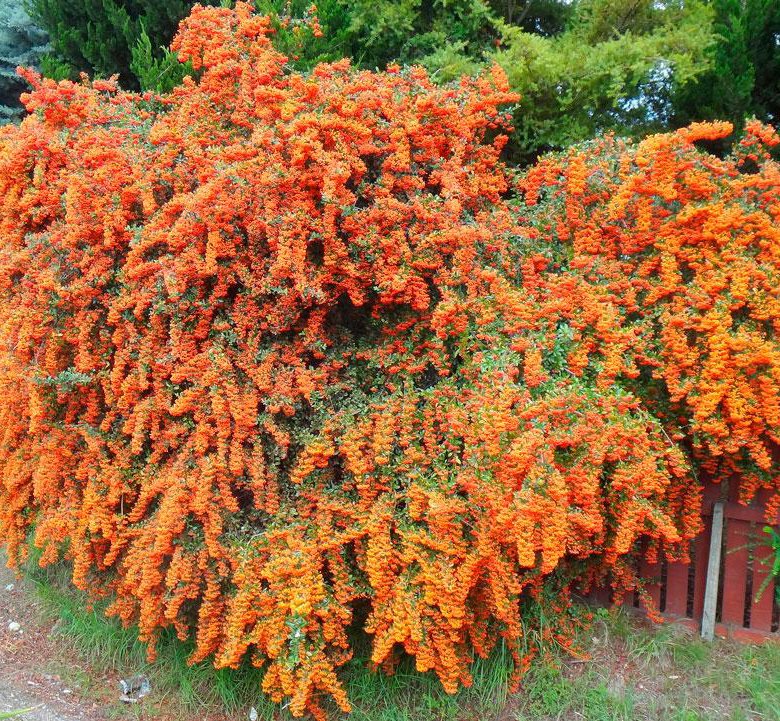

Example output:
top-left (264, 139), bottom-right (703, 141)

top-left (639, 557), bottom-right (662, 610)
top-left (692, 525), bottom-right (710, 620)
top-left (749, 537), bottom-right (776, 632)
top-left (721, 517), bottom-right (749, 626)
top-left (664, 561), bottom-right (690, 617)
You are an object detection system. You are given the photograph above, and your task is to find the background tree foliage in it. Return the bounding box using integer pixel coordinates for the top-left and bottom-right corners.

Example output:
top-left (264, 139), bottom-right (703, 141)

top-left (674, 0), bottom-right (780, 129)
top-left (444, 0), bottom-right (717, 161)
top-left (25, 0), bottom-right (219, 89)
top-left (0, 0), bottom-right (49, 123)
top-left (20, 0), bottom-right (779, 159)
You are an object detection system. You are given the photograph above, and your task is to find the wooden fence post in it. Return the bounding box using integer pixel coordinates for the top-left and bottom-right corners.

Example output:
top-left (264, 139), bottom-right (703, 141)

top-left (701, 501), bottom-right (724, 641)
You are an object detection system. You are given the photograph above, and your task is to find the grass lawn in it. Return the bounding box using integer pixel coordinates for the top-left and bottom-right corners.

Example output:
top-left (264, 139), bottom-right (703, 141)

top-left (10, 559), bottom-right (780, 721)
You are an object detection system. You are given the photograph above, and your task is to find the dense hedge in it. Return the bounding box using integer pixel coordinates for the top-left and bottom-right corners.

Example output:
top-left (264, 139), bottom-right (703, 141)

top-left (517, 120), bottom-right (780, 512)
top-left (0, 3), bottom-right (778, 718)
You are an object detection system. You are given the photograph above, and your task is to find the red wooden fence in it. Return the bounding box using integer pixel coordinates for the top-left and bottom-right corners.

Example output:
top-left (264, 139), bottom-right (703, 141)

top-left (601, 481), bottom-right (780, 640)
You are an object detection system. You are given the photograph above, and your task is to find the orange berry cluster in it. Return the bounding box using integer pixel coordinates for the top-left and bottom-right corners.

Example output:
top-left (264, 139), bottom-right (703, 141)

top-left (517, 120), bottom-right (780, 519)
top-left (0, 3), bottom-right (776, 717)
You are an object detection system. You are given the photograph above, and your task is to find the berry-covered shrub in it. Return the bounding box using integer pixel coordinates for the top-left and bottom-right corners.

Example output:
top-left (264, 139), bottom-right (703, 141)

top-left (0, 3), bottom-right (776, 717)
top-left (517, 120), bottom-right (780, 516)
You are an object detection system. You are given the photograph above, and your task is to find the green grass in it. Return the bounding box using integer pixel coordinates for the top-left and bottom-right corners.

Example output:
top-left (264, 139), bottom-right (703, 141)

top-left (26, 561), bottom-right (281, 720)
top-left (514, 663), bottom-right (638, 721)
top-left (24, 560), bottom-right (518, 721)
top-left (513, 608), bottom-right (780, 721)
top-left (342, 639), bottom-right (514, 721)
top-left (16, 559), bottom-right (780, 721)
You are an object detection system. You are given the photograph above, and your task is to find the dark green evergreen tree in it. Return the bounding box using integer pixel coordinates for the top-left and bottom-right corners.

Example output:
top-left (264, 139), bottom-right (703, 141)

top-left (26, 0), bottom-right (219, 89)
top-left (673, 0), bottom-right (780, 127)
top-left (488, 0), bottom-right (573, 35)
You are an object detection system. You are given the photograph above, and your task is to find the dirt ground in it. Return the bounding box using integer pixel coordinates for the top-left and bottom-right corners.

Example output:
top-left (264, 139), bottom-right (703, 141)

top-left (0, 563), bottom-right (107, 721)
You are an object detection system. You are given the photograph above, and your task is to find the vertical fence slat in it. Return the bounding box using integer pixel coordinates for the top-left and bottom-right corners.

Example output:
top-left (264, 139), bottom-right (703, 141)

top-left (720, 517), bottom-right (749, 626)
top-left (640, 558), bottom-right (662, 610)
top-left (591, 586), bottom-right (611, 607)
top-left (749, 537), bottom-right (776, 632)
top-left (664, 561), bottom-right (690, 617)
top-left (693, 520), bottom-right (712, 620)
top-left (702, 502), bottom-right (725, 640)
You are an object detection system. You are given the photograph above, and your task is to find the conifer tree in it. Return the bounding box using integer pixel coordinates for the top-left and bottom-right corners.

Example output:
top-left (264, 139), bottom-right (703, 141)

top-left (26, 0), bottom-right (217, 89)
top-left (673, 0), bottom-right (780, 129)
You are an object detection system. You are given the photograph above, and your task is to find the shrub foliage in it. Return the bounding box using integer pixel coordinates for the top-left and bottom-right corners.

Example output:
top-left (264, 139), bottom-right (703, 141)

top-left (0, 3), bottom-right (779, 718)
top-left (517, 121), bottom-right (780, 513)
